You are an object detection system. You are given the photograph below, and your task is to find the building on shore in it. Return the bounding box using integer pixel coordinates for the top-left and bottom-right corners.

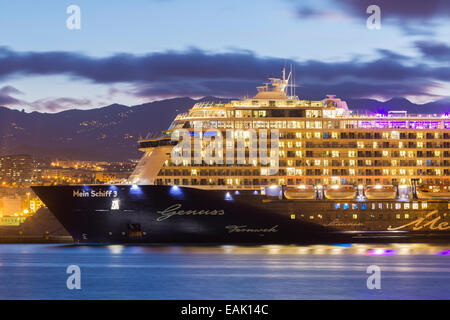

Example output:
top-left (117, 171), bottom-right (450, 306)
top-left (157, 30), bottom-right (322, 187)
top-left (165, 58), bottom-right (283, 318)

top-left (0, 154), bottom-right (33, 185)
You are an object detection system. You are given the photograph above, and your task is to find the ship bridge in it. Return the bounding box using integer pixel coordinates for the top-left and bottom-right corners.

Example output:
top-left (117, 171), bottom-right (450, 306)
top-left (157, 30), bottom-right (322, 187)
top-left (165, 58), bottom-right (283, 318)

top-left (253, 68), bottom-right (291, 100)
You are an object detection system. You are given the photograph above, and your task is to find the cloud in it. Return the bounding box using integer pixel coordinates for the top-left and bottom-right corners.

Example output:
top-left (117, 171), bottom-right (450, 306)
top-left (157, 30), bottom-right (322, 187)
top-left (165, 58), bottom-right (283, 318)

top-left (376, 49), bottom-right (412, 61)
top-left (0, 46), bottom-right (449, 101)
top-left (338, 0), bottom-right (450, 19)
top-left (29, 97), bottom-right (92, 112)
top-left (415, 41), bottom-right (450, 61)
top-left (0, 85), bottom-right (23, 105)
top-left (289, 0), bottom-right (450, 36)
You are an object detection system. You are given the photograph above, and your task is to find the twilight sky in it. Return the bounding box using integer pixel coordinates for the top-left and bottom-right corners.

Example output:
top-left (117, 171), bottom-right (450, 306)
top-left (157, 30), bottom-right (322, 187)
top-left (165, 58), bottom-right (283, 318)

top-left (0, 0), bottom-right (449, 112)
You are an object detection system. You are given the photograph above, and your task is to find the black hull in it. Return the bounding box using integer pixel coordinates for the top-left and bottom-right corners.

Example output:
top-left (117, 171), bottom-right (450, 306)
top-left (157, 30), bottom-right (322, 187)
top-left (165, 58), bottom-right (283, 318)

top-left (31, 185), bottom-right (450, 244)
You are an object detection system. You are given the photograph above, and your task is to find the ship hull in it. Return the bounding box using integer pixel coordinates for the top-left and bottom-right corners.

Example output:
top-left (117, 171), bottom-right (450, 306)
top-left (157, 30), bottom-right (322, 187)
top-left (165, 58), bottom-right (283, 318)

top-left (31, 185), bottom-right (450, 244)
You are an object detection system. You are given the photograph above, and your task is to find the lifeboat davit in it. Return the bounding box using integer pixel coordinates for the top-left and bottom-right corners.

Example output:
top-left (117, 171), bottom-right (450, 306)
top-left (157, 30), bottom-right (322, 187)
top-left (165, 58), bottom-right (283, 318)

top-left (417, 185), bottom-right (450, 199)
top-left (365, 185), bottom-right (397, 200)
top-left (324, 185), bottom-right (356, 199)
top-left (284, 186), bottom-right (316, 199)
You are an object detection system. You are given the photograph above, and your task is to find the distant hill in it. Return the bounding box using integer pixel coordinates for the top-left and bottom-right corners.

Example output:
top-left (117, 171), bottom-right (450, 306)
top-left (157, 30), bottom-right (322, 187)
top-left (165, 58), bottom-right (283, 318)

top-left (346, 97), bottom-right (450, 114)
top-left (0, 96), bottom-right (448, 161)
top-left (0, 97), bottom-right (232, 161)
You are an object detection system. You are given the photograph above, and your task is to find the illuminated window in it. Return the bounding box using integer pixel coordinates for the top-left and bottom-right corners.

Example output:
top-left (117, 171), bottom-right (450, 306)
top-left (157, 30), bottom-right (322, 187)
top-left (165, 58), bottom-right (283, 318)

top-left (421, 202), bottom-right (428, 209)
top-left (413, 203), bottom-right (418, 209)
top-left (111, 199), bottom-right (120, 210)
top-left (343, 203), bottom-right (349, 210)
top-left (334, 203), bottom-right (341, 210)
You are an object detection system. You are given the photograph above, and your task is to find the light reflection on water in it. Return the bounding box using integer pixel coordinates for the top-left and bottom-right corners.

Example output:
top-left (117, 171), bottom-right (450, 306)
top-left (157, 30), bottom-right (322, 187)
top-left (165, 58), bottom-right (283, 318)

top-left (0, 243), bottom-right (448, 300)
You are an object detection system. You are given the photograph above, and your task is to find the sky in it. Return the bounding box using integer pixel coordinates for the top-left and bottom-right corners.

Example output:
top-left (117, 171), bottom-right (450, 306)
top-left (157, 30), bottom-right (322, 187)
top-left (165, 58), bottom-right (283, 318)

top-left (0, 0), bottom-right (449, 112)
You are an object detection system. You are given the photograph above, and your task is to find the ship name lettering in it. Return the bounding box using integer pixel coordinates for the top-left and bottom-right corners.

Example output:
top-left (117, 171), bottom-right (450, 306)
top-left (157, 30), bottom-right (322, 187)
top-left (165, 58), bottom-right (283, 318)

top-left (387, 211), bottom-right (450, 231)
top-left (73, 189), bottom-right (117, 198)
top-left (225, 225), bottom-right (279, 233)
top-left (156, 204), bottom-right (224, 221)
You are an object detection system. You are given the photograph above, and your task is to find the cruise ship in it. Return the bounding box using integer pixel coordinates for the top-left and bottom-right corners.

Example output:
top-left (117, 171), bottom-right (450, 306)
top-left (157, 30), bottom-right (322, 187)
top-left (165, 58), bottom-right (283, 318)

top-left (32, 70), bottom-right (450, 243)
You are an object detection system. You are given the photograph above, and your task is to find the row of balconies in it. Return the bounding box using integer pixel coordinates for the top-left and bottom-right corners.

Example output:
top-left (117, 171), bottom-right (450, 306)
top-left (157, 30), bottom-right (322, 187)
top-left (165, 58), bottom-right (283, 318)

top-left (156, 177), bottom-right (448, 186)
top-left (160, 169), bottom-right (449, 177)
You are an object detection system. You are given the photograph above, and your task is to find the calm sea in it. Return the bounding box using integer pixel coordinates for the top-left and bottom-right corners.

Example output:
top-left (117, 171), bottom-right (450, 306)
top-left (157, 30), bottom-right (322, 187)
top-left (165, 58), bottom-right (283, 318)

top-left (0, 244), bottom-right (448, 300)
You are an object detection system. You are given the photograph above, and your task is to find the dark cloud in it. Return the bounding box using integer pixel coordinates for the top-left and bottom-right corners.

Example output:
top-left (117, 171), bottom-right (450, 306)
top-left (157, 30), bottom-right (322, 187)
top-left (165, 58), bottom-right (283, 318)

top-left (289, 0), bottom-right (449, 36)
top-left (296, 7), bottom-right (323, 19)
top-left (291, 0), bottom-right (450, 19)
top-left (376, 49), bottom-right (411, 61)
top-left (0, 46), bottom-right (449, 101)
top-left (415, 41), bottom-right (450, 61)
top-left (0, 85), bottom-right (23, 105)
top-left (339, 0), bottom-right (450, 19)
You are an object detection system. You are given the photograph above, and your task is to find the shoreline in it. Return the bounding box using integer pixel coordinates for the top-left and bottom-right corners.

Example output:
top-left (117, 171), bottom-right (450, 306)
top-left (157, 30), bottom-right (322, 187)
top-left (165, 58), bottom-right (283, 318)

top-left (0, 236), bottom-right (73, 244)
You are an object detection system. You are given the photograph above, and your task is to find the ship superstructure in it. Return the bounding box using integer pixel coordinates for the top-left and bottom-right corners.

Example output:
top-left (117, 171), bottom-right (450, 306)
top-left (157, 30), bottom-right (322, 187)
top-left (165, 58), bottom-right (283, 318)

top-left (130, 69), bottom-right (450, 191)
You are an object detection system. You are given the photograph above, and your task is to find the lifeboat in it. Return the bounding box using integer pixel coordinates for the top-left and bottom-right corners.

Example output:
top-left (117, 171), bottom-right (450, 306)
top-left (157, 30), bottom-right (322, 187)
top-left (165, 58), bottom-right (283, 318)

top-left (417, 185), bottom-right (450, 199)
top-left (365, 185), bottom-right (397, 200)
top-left (284, 186), bottom-right (316, 199)
top-left (324, 185), bottom-right (356, 199)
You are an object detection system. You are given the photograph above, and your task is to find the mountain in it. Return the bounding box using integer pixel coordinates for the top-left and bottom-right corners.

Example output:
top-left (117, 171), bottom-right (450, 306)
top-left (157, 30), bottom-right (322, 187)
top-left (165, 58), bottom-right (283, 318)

top-left (0, 97), bottom-right (198, 161)
top-left (347, 97), bottom-right (450, 114)
top-left (0, 96), bottom-right (448, 161)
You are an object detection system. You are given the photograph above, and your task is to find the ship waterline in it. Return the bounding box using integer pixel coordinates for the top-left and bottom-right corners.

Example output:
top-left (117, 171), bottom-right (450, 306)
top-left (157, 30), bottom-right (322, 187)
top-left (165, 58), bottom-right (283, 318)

top-left (33, 69), bottom-right (450, 243)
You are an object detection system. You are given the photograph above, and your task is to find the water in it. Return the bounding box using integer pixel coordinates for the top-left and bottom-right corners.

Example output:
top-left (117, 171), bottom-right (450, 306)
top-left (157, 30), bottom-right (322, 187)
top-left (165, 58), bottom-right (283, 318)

top-left (0, 244), bottom-right (448, 300)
